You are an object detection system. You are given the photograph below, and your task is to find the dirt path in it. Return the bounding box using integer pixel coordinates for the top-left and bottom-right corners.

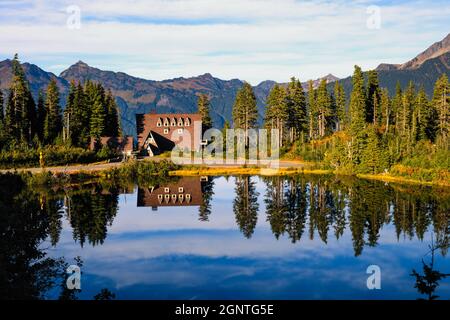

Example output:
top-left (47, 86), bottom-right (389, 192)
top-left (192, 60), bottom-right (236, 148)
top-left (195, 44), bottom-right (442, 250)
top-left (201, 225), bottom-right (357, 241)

top-left (0, 158), bottom-right (307, 174)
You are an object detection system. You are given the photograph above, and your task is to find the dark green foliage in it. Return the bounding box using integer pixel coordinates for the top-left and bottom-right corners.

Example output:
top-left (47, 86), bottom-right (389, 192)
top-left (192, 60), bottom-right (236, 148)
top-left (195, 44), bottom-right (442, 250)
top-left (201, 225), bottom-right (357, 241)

top-left (197, 93), bottom-right (212, 133)
top-left (44, 79), bottom-right (62, 144)
top-left (232, 83), bottom-right (258, 147)
top-left (292, 66), bottom-right (449, 177)
top-left (286, 77), bottom-right (307, 142)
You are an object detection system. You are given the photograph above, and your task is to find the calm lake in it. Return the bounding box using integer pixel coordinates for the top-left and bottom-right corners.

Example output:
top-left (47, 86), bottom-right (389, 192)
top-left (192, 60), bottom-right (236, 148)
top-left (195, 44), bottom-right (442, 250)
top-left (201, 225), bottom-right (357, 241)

top-left (1, 174), bottom-right (449, 300)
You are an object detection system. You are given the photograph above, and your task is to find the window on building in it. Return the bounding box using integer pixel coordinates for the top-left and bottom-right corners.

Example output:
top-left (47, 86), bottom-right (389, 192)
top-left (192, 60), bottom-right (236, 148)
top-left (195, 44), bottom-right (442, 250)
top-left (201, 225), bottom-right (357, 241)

top-left (171, 118), bottom-right (177, 126)
top-left (164, 187), bottom-right (170, 193)
top-left (157, 118), bottom-right (162, 127)
top-left (164, 118), bottom-right (169, 126)
top-left (185, 118), bottom-right (191, 126)
top-left (178, 118), bottom-right (184, 126)
top-left (178, 128), bottom-right (183, 134)
top-left (178, 187), bottom-right (184, 193)
top-left (164, 128), bottom-right (169, 134)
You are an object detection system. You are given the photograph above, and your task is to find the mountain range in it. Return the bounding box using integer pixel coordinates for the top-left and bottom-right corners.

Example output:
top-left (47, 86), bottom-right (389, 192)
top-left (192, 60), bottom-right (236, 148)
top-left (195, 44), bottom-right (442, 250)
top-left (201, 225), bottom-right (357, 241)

top-left (0, 33), bottom-right (449, 136)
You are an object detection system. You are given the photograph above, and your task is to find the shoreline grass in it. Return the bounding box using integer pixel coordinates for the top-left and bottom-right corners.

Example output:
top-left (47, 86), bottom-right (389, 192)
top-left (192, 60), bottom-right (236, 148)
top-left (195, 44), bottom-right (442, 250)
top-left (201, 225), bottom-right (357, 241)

top-left (2, 159), bottom-right (448, 187)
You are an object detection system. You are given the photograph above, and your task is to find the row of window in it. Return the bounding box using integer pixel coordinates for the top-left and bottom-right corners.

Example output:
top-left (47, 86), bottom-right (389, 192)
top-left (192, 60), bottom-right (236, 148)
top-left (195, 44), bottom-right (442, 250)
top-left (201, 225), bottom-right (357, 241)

top-left (157, 193), bottom-right (192, 204)
top-left (157, 117), bottom-right (191, 127)
top-left (164, 187), bottom-right (184, 193)
top-left (162, 128), bottom-right (184, 134)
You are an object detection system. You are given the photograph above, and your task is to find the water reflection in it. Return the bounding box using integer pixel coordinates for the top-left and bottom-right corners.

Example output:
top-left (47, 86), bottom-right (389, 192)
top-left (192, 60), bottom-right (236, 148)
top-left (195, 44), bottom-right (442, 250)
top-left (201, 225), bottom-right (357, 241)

top-left (0, 173), bottom-right (448, 299)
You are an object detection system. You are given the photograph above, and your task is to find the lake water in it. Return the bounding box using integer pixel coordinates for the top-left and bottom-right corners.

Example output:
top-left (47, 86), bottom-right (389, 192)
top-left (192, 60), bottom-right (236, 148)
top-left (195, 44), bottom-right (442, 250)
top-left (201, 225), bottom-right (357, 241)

top-left (1, 174), bottom-right (449, 300)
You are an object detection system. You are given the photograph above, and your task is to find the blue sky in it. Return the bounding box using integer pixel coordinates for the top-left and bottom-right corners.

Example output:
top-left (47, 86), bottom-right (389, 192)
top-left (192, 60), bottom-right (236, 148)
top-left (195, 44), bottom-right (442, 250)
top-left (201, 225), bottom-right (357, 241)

top-left (0, 0), bottom-right (449, 84)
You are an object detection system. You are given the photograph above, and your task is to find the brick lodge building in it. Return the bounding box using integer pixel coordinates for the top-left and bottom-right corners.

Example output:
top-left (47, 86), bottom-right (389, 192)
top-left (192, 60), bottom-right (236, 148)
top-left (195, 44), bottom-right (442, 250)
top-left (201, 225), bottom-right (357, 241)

top-left (136, 113), bottom-right (203, 156)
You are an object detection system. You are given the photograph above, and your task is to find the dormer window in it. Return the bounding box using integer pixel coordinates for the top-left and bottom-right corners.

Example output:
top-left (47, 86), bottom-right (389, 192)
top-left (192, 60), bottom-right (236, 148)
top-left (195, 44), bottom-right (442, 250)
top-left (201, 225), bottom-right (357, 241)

top-left (157, 118), bottom-right (162, 127)
top-left (185, 118), bottom-right (191, 126)
top-left (178, 118), bottom-right (184, 126)
top-left (171, 118), bottom-right (177, 126)
top-left (163, 118), bottom-right (170, 127)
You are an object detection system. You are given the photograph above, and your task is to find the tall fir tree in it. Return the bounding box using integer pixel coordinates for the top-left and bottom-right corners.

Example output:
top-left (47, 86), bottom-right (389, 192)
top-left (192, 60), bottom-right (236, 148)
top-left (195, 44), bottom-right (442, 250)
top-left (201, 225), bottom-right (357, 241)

top-left (334, 81), bottom-right (347, 131)
top-left (89, 85), bottom-right (107, 139)
top-left (414, 87), bottom-right (432, 141)
top-left (64, 81), bottom-right (77, 144)
top-left (36, 90), bottom-right (46, 143)
top-left (286, 77), bottom-right (307, 142)
top-left (5, 54), bottom-right (36, 143)
top-left (366, 70), bottom-right (381, 124)
top-left (232, 82), bottom-right (258, 146)
top-left (308, 80), bottom-right (318, 139)
top-left (315, 79), bottom-right (333, 137)
top-left (361, 126), bottom-right (389, 174)
top-left (104, 90), bottom-right (121, 137)
top-left (43, 79), bottom-right (62, 144)
top-left (264, 84), bottom-right (287, 146)
top-left (380, 88), bottom-right (391, 134)
top-left (392, 82), bottom-right (403, 134)
top-left (432, 74), bottom-right (449, 149)
top-left (197, 93), bottom-right (212, 134)
top-left (349, 65), bottom-right (367, 165)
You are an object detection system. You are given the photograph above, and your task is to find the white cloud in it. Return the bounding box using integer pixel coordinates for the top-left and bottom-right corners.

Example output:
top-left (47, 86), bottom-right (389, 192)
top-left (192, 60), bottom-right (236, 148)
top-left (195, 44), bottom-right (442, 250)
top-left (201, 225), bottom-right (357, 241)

top-left (0, 0), bottom-right (449, 84)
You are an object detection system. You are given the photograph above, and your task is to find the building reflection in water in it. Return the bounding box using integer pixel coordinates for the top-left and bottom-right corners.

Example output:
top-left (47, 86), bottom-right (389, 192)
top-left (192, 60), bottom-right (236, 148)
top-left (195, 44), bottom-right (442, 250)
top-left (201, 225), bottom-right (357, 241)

top-left (137, 176), bottom-right (210, 211)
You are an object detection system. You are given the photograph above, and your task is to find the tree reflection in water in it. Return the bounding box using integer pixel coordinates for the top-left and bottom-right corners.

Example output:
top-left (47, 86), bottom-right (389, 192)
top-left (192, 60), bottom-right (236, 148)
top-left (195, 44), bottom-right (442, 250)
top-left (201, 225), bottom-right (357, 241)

top-left (262, 175), bottom-right (449, 257)
top-left (0, 173), bottom-right (118, 299)
top-left (0, 172), bottom-right (448, 299)
top-left (411, 240), bottom-right (450, 300)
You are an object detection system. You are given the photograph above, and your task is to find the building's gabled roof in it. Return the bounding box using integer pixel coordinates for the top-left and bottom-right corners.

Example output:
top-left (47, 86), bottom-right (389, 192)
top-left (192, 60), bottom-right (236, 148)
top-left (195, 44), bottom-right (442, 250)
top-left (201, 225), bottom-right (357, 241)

top-left (136, 113), bottom-right (202, 149)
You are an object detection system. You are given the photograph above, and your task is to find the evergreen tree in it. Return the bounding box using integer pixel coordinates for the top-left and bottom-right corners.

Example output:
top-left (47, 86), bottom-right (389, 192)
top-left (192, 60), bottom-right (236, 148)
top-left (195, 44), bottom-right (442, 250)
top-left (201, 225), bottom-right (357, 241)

top-left (104, 90), bottom-right (121, 137)
top-left (308, 80), bottom-right (318, 139)
top-left (432, 74), bottom-right (449, 149)
top-left (89, 84), bottom-right (107, 139)
top-left (197, 93), bottom-right (212, 134)
top-left (232, 82), bottom-right (258, 147)
top-left (392, 82), bottom-right (403, 134)
top-left (286, 77), bottom-right (307, 142)
top-left (5, 54), bottom-right (36, 143)
top-left (315, 79), bottom-right (333, 137)
top-left (74, 83), bottom-right (90, 147)
top-left (36, 91), bottom-right (46, 143)
top-left (64, 81), bottom-right (77, 144)
top-left (380, 88), bottom-right (391, 134)
top-left (361, 126), bottom-right (389, 174)
top-left (349, 65), bottom-right (367, 165)
top-left (264, 84), bottom-right (287, 146)
top-left (44, 79), bottom-right (62, 144)
top-left (334, 81), bottom-right (347, 131)
top-left (366, 70), bottom-right (381, 124)
top-left (414, 87), bottom-right (432, 141)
